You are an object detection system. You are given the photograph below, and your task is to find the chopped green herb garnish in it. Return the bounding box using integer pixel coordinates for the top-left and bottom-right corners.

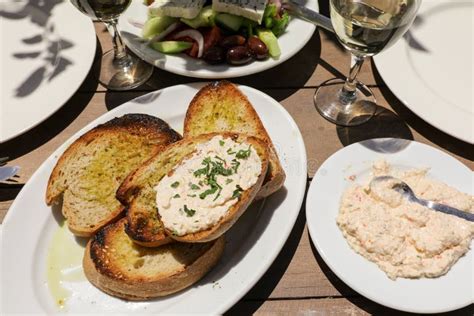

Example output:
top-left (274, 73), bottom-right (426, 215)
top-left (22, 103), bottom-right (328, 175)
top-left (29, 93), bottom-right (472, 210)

top-left (187, 194), bottom-right (197, 198)
top-left (231, 159), bottom-right (240, 173)
top-left (225, 178), bottom-right (233, 184)
top-left (219, 140), bottom-right (225, 146)
top-left (227, 148), bottom-right (236, 155)
top-left (171, 181), bottom-right (180, 188)
top-left (198, 180), bottom-right (204, 186)
top-left (194, 157), bottom-right (211, 177)
top-left (214, 155), bottom-right (226, 163)
top-left (173, 194), bottom-right (180, 198)
top-left (232, 185), bottom-right (244, 199)
top-left (236, 146), bottom-right (252, 159)
top-left (183, 205), bottom-right (196, 217)
top-left (189, 183), bottom-right (200, 190)
top-left (199, 186), bottom-right (218, 199)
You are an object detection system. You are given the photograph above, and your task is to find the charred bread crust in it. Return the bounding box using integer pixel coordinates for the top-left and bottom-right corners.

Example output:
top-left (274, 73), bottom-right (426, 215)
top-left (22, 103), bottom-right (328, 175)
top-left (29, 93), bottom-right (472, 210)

top-left (117, 132), bottom-right (269, 245)
top-left (84, 219), bottom-right (225, 300)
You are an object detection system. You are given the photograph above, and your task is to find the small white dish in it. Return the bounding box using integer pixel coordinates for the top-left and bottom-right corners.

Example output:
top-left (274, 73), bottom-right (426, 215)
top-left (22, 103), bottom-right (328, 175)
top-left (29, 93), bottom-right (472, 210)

top-left (1, 83), bottom-right (307, 314)
top-left (374, 0), bottom-right (474, 144)
top-left (118, 0), bottom-right (317, 78)
top-left (0, 1), bottom-right (96, 142)
top-left (306, 138), bottom-right (473, 313)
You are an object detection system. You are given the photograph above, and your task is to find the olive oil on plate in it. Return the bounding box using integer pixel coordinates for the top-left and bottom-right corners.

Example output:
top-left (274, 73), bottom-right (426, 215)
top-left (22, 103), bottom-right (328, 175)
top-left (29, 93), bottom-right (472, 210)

top-left (46, 221), bottom-right (86, 310)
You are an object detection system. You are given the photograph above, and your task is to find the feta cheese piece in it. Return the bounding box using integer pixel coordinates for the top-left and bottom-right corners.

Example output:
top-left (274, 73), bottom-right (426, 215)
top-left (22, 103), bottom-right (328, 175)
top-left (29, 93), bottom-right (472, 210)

top-left (149, 0), bottom-right (206, 19)
top-left (212, 0), bottom-right (268, 23)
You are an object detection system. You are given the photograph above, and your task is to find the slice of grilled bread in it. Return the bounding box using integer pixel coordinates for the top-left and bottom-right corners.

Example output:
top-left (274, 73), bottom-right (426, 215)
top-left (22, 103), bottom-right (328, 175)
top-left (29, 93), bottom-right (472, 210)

top-left (117, 132), bottom-right (269, 245)
top-left (183, 81), bottom-right (286, 200)
top-left (46, 114), bottom-right (181, 237)
top-left (83, 218), bottom-right (225, 300)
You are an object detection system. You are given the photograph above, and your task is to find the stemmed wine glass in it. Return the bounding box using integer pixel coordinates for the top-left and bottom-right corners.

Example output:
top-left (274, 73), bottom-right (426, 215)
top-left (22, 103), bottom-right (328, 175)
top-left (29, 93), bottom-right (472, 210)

top-left (70, 0), bottom-right (153, 90)
top-left (314, 0), bottom-right (421, 126)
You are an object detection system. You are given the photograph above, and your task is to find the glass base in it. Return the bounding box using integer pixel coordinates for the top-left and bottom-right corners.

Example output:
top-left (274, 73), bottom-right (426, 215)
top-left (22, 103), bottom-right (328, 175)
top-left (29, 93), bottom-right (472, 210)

top-left (314, 78), bottom-right (377, 126)
top-left (99, 50), bottom-right (153, 91)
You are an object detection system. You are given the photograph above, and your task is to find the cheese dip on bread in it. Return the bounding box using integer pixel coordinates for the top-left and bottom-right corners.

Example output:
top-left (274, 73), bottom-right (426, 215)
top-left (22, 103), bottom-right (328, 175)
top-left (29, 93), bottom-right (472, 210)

top-left (337, 160), bottom-right (474, 280)
top-left (155, 136), bottom-right (261, 235)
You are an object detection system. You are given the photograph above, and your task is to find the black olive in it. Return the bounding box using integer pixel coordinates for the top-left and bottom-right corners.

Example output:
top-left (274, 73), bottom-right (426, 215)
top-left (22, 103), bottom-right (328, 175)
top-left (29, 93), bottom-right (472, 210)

top-left (226, 46), bottom-right (252, 65)
top-left (247, 36), bottom-right (269, 60)
top-left (219, 35), bottom-right (246, 49)
top-left (202, 46), bottom-right (226, 64)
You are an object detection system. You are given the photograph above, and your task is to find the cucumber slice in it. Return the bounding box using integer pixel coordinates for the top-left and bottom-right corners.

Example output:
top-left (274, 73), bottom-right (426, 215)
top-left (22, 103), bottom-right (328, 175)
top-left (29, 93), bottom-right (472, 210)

top-left (256, 28), bottom-right (280, 58)
top-left (150, 41), bottom-right (193, 54)
top-left (181, 6), bottom-right (216, 28)
top-left (215, 13), bottom-right (243, 32)
top-left (142, 16), bottom-right (177, 39)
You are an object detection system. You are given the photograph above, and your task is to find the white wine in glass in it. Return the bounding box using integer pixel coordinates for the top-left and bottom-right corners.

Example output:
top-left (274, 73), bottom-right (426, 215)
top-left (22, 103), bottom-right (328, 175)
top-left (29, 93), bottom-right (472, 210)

top-left (314, 0), bottom-right (421, 126)
top-left (70, 0), bottom-right (153, 90)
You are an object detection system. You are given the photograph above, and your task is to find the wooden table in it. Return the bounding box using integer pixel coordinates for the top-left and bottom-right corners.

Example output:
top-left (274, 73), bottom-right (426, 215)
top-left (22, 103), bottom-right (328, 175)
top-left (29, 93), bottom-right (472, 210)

top-left (1, 11), bottom-right (473, 315)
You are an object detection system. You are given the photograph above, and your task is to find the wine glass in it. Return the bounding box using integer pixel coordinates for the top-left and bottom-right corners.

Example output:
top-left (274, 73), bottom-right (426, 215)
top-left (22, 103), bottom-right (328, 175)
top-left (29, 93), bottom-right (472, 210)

top-left (70, 0), bottom-right (153, 90)
top-left (314, 0), bottom-right (421, 126)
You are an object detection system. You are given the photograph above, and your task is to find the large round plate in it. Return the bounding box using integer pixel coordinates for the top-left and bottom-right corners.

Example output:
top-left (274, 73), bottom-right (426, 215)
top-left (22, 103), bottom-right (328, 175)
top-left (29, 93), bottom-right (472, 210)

top-left (1, 83), bottom-right (307, 314)
top-left (306, 138), bottom-right (473, 313)
top-left (373, 0), bottom-right (474, 144)
top-left (118, 1), bottom-right (317, 78)
top-left (0, 1), bottom-right (96, 142)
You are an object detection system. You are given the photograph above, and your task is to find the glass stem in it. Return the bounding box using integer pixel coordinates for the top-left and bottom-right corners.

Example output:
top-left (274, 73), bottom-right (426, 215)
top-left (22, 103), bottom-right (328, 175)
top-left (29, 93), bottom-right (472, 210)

top-left (105, 18), bottom-right (129, 65)
top-left (340, 54), bottom-right (366, 104)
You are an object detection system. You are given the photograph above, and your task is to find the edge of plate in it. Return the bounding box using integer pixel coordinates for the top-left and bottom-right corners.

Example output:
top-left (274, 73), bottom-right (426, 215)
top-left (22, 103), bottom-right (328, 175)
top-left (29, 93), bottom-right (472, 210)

top-left (306, 138), bottom-right (473, 314)
top-left (1, 83), bottom-right (308, 314)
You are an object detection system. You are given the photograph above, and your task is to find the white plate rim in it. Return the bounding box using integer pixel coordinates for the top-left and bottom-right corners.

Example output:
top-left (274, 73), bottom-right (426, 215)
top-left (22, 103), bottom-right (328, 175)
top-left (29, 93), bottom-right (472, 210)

top-left (1, 82), bottom-right (307, 314)
top-left (118, 0), bottom-right (317, 79)
top-left (306, 138), bottom-right (473, 314)
top-left (373, 0), bottom-right (474, 144)
top-left (0, 1), bottom-right (97, 143)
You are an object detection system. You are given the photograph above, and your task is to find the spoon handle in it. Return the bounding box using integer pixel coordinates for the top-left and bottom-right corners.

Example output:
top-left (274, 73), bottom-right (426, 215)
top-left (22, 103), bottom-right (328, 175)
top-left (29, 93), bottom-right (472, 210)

top-left (417, 199), bottom-right (474, 222)
top-left (283, 0), bottom-right (335, 33)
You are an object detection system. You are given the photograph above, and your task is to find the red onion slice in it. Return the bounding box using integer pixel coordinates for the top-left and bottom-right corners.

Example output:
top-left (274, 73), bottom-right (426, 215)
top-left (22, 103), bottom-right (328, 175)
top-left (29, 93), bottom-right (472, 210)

top-left (128, 18), bottom-right (145, 29)
top-left (173, 29), bottom-right (204, 58)
top-left (148, 22), bottom-right (180, 43)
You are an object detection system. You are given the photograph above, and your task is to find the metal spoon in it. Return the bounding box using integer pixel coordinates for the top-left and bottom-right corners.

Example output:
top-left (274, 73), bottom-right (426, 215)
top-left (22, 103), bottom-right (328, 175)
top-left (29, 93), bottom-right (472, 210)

top-left (282, 0), bottom-right (335, 33)
top-left (370, 176), bottom-right (474, 222)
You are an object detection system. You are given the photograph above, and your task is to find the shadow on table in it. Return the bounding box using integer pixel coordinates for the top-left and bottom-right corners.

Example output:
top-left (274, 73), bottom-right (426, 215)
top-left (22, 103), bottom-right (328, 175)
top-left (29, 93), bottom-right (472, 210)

top-left (371, 59), bottom-right (474, 162)
top-left (226, 186), bottom-right (308, 315)
top-left (308, 233), bottom-right (474, 315)
top-left (0, 37), bottom-right (101, 160)
top-left (336, 106), bottom-right (414, 146)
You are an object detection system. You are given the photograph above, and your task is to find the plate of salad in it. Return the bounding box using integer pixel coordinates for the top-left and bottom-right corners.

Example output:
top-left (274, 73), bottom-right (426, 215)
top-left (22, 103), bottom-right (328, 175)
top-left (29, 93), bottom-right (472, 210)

top-left (119, 0), bottom-right (318, 78)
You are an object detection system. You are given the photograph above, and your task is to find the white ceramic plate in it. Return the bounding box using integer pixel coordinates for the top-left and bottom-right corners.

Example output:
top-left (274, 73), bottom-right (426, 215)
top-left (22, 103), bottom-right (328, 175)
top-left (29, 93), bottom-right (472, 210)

top-left (0, 1), bottom-right (96, 142)
top-left (1, 83), bottom-right (307, 314)
top-left (118, 1), bottom-right (317, 78)
top-left (306, 138), bottom-right (473, 314)
top-left (373, 0), bottom-right (474, 144)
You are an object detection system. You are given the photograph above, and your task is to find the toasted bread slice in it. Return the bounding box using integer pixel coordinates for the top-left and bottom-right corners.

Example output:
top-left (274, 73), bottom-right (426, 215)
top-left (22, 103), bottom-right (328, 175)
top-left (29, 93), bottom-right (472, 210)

top-left (83, 218), bottom-right (225, 300)
top-left (46, 114), bottom-right (181, 237)
top-left (117, 132), bottom-right (269, 245)
top-left (183, 81), bottom-right (285, 199)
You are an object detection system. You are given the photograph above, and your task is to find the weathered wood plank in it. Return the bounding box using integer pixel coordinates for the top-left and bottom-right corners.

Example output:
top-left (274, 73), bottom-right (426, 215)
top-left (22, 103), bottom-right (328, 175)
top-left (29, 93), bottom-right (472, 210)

top-left (227, 297), bottom-right (474, 315)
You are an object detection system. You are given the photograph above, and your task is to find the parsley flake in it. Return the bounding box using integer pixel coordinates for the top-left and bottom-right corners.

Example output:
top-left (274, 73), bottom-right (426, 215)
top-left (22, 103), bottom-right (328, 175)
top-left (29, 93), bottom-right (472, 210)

top-left (236, 146), bottom-right (252, 159)
top-left (171, 181), bottom-right (180, 188)
top-left (173, 194), bottom-right (180, 198)
top-left (219, 140), bottom-right (225, 146)
top-left (189, 183), bottom-right (200, 190)
top-left (232, 185), bottom-right (244, 199)
top-left (183, 205), bottom-right (196, 217)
